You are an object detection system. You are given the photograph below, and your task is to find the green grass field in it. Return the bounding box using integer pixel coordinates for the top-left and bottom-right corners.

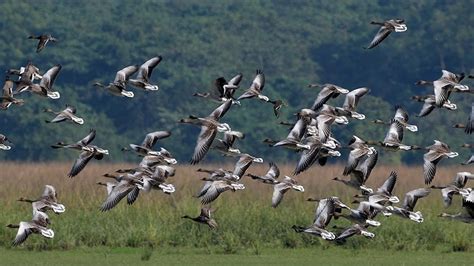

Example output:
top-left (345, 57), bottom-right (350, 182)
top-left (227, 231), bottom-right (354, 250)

top-left (0, 163), bottom-right (473, 265)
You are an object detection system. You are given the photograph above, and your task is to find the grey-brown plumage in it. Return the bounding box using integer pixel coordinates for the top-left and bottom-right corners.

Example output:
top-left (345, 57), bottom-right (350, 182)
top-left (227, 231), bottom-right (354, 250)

top-left (28, 34), bottom-right (58, 53)
top-left (94, 65), bottom-right (138, 97)
top-left (182, 207), bottom-right (218, 229)
top-left (247, 162), bottom-right (280, 184)
top-left (423, 140), bottom-right (458, 184)
top-left (44, 105), bottom-right (84, 124)
top-left (365, 19), bottom-right (407, 49)
top-left (128, 56), bottom-right (162, 91)
top-left (6, 211), bottom-right (54, 246)
top-left (1, 77), bottom-right (24, 110)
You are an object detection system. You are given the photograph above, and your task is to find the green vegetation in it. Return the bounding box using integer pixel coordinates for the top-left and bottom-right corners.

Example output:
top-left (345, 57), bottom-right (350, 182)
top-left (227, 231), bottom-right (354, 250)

top-left (2, 247), bottom-right (474, 266)
top-left (0, 1), bottom-right (472, 164)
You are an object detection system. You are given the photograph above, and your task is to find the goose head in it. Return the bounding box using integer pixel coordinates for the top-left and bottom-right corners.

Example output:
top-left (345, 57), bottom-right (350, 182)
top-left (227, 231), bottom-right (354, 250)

top-left (217, 123), bottom-right (231, 132)
top-left (453, 124), bottom-right (465, 128)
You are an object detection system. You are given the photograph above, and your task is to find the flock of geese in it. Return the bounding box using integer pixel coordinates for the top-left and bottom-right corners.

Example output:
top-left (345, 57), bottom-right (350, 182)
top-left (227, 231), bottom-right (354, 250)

top-left (1, 19), bottom-right (474, 245)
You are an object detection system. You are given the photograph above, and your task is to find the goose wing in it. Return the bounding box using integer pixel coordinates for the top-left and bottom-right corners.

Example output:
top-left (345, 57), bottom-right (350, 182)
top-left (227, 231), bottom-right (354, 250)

top-left (114, 65), bottom-right (139, 83)
top-left (233, 155), bottom-right (253, 178)
top-left (40, 64), bottom-right (62, 90)
top-left (272, 182), bottom-right (289, 208)
top-left (394, 107), bottom-right (409, 123)
top-left (286, 119), bottom-right (307, 141)
top-left (423, 150), bottom-right (443, 184)
top-left (294, 144), bottom-right (321, 175)
top-left (314, 198), bottom-right (335, 228)
top-left (2, 80), bottom-right (13, 97)
top-left (366, 25), bottom-right (392, 49)
top-left (265, 162), bottom-right (280, 180)
top-left (433, 80), bottom-right (451, 107)
top-left (336, 225), bottom-right (362, 241)
top-left (466, 103), bottom-right (473, 134)
top-left (359, 150), bottom-right (378, 182)
top-left (12, 222), bottom-right (34, 246)
top-left (384, 121), bottom-right (403, 143)
top-left (141, 131), bottom-right (171, 149)
top-left (316, 114), bottom-right (334, 143)
top-left (402, 188), bottom-right (430, 211)
top-left (79, 129), bottom-right (96, 146)
top-left (136, 56), bottom-right (162, 82)
top-left (311, 86), bottom-right (335, 110)
top-left (208, 100), bottom-right (232, 121)
top-left (68, 150), bottom-right (95, 177)
top-left (343, 87), bottom-right (369, 111)
top-left (190, 126), bottom-right (217, 164)
top-left (377, 171), bottom-right (397, 194)
top-left (100, 180), bottom-right (135, 211)
top-left (417, 99), bottom-right (435, 117)
top-left (228, 73), bottom-right (243, 87)
top-left (200, 181), bottom-right (231, 205)
top-left (222, 131), bottom-right (244, 147)
top-left (126, 186), bottom-right (140, 205)
top-left (343, 148), bottom-right (367, 176)
top-left (49, 113), bottom-right (69, 123)
top-left (41, 185), bottom-right (57, 202)
top-left (249, 69), bottom-right (265, 93)
top-left (64, 105), bottom-right (77, 114)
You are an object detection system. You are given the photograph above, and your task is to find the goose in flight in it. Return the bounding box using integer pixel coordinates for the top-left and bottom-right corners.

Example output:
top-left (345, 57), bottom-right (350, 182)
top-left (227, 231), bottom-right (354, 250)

top-left (316, 104), bottom-right (349, 143)
top-left (336, 224), bottom-right (375, 242)
top-left (292, 198), bottom-right (338, 240)
top-left (197, 168), bottom-right (239, 182)
top-left (232, 153), bottom-right (264, 180)
top-left (197, 179), bottom-right (245, 205)
top-left (44, 105), bottom-right (84, 125)
top-left (28, 34), bottom-right (57, 53)
top-left (307, 83), bottom-right (349, 111)
top-left (272, 176), bottom-right (304, 208)
top-left (354, 171), bottom-right (400, 204)
top-left (212, 130), bottom-right (244, 156)
top-left (1, 77), bottom-right (24, 110)
top-left (94, 65), bottom-right (138, 98)
top-left (8, 61), bottom-right (42, 83)
top-left (423, 140), bottom-right (458, 184)
top-left (412, 95), bottom-right (457, 117)
top-left (0, 134), bottom-right (12, 150)
top-left (123, 131), bottom-right (171, 156)
top-left (179, 100), bottom-right (233, 164)
top-left (440, 190), bottom-right (474, 223)
top-left (51, 129), bottom-right (109, 177)
top-left (342, 136), bottom-right (377, 178)
top-left (17, 64), bottom-right (62, 99)
top-left (416, 70), bottom-right (469, 107)
top-left (6, 211), bottom-right (54, 246)
top-left (128, 56), bottom-right (162, 91)
top-left (336, 200), bottom-right (384, 227)
top-left (431, 172), bottom-right (474, 207)
top-left (17, 185), bottom-right (66, 214)
top-left (194, 74), bottom-right (243, 105)
top-left (452, 103), bottom-right (473, 134)
top-left (341, 87), bottom-right (370, 119)
top-left (365, 19), bottom-right (407, 49)
top-left (99, 173), bottom-right (143, 211)
top-left (247, 162), bottom-right (280, 184)
top-left (273, 117), bottom-right (311, 150)
top-left (388, 188), bottom-right (431, 223)
top-left (182, 207), bottom-right (218, 229)
top-left (293, 135), bottom-right (341, 175)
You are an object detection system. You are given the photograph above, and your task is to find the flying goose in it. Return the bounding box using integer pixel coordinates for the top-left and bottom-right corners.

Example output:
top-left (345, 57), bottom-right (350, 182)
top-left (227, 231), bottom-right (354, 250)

top-left (17, 185), bottom-right (65, 214)
top-left (44, 105), bottom-right (84, 124)
top-left (342, 136), bottom-right (376, 177)
top-left (293, 136), bottom-right (341, 175)
top-left (335, 201), bottom-right (384, 227)
top-left (17, 64), bottom-right (62, 99)
top-left (365, 19), bottom-right (407, 49)
top-left (94, 65), bottom-right (138, 97)
top-left (124, 131), bottom-right (172, 156)
top-left (194, 74), bottom-right (243, 104)
top-left (423, 140), bottom-right (458, 184)
top-left (336, 224), bottom-right (375, 241)
top-left (182, 207), bottom-right (218, 229)
top-left (316, 104), bottom-right (349, 143)
top-left (272, 176), bottom-right (304, 208)
top-left (440, 190), bottom-right (474, 223)
top-left (341, 87), bottom-right (370, 119)
top-left (416, 70), bottom-right (469, 107)
top-left (28, 34), bottom-right (57, 53)
top-left (453, 103), bottom-right (473, 134)
top-left (1, 77), bottom-right (24, 110)
top-left (101, 173), bottom-right (143, 205)
top-left (180, 100), bottom-right (233, 164)
top-left (354, 171), bottom-right (399, 204)
top-left (431, 172), bottom-right (474, 207)
top-left (52, 129), bottom-right (109, 177)
top-left (412, 95), bottom-right (457, 117)
top-left (247, 162), bottom-right (280, 184)
top-left (308, 83), bottom-right (349, 111)
top-left (8, 61), bottom-right (42, 83)
top-left (100, 173), bottom-right (143, 211)
top-left (232, 153), bottom-right (264, 179)
top-left (6, 211), bottom-right (54, 246)
top-left (197, 179), bottom-right (245, 205)
top-left (197, 168), bottom-right (239, 182)
top-left (212, 130), bottom-right (244, 156)
top-left (0, 134), bottom-right (12, 150)
top-left (273, 118), bottom-right (311, 150)
top-left (128, 56), bottom-right (162, 91)
top-left (292, 198), bottom-right (338, 240)
top-left (388, 188), bottom-right (431, 223)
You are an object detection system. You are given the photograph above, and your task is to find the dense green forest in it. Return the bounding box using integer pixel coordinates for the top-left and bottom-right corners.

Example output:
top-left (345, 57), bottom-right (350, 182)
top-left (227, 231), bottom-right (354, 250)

top-left (0, 0), bottom-right (472, 165)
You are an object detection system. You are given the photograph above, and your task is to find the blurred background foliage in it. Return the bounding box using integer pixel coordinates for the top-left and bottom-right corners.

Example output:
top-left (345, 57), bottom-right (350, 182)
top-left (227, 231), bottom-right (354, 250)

top-left (0, 0), bottom-right (472, 164)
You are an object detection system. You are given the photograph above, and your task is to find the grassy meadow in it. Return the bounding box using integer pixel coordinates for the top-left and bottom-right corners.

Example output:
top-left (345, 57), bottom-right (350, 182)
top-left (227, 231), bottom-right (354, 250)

top-left (0, 162), bottom-right (473, 262)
